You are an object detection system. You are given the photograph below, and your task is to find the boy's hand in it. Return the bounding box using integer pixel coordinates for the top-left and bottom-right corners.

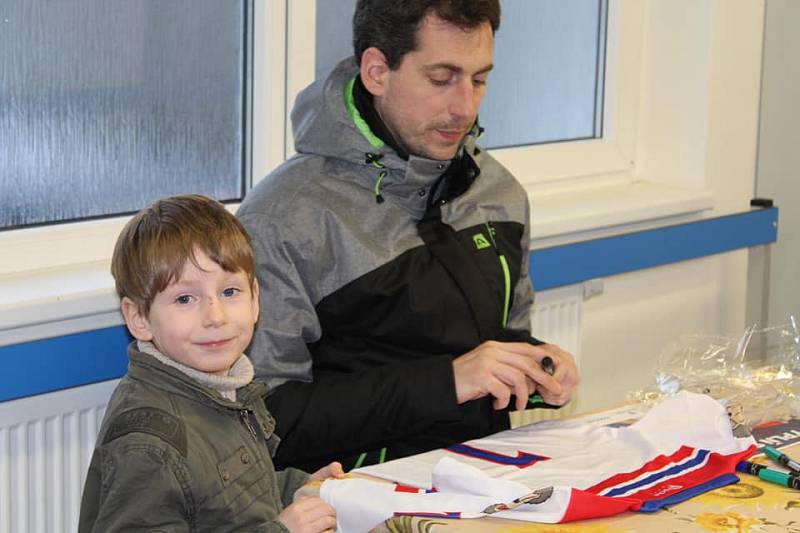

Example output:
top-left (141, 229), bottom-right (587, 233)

top-left (277, 496), bottom-right (336, 533)
top-left (309, 461), bottom-right (346, 482)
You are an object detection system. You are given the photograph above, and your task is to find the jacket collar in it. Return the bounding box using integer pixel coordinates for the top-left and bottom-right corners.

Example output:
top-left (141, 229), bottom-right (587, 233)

top-left (352, 74), bottom-right (409, 160)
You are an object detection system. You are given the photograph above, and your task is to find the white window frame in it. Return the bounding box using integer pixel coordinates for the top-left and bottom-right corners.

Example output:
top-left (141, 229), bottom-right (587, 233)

top-left (280, 0), bottom-right (634, 185)
top-left (1, 0), bottom-right (765, 345)
top-left (0, 1), bottom-right (286, 278)
top-left (280, 0), bottom-right (716, 244)
top-left (492, 0), bottom-right (634, 190)
top-left (0, 1), bottom-right (286, 344)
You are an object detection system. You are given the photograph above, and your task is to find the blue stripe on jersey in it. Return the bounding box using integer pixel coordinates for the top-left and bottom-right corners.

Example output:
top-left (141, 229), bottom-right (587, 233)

top-left (603, 449), bottom-right (710, 497)
top-left (393, 512), bottom-right (462, 519)
top-left (638, 474), bottom-right (740, 512)
top-left (446, 443), bottom-right (547, 468)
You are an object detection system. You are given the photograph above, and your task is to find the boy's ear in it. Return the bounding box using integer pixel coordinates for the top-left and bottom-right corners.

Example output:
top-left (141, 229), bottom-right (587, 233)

top-left (121, 297), bottom-right (154, 341)
top-left (360, 47), bottom-right (390, 97)
top-left (250, 279), bottom-right (260, 324)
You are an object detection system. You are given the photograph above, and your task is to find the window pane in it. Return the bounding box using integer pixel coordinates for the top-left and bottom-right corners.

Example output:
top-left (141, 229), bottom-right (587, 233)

top-left (316, 0), bottom-right (357, 81)
top-left (314, 0), bottom-right (606, 149)
top-left (481, 0), bottom-right (606, 148)
top-left (0, 0), bottom-right (248, 230)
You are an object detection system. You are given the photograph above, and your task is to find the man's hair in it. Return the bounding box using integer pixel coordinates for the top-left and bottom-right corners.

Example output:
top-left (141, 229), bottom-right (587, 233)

top-left (353, 0), bottom-right (500, 69)
top-left (111, 194), bottom-right (256, 316)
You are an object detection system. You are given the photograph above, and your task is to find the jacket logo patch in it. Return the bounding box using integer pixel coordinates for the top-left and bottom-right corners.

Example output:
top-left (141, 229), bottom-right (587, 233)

top-left (472, 233), bottom-right (491, 250)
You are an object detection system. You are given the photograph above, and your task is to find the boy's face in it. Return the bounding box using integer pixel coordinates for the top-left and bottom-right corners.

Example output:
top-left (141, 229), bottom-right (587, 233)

top-left (122, 249), bottom-right (259, 376)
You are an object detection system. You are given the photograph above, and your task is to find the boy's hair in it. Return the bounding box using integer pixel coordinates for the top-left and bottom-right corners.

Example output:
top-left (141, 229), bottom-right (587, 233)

top-left (111, 194), bottom-right (256, 316)
top-left (353, 0), bottom-right (500, 69)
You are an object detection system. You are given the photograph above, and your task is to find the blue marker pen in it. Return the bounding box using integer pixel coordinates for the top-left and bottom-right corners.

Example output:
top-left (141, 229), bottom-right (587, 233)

top-left (736, 460), bottom-right (766, 476)
top-left (764, 446), bottom-right (800, 475)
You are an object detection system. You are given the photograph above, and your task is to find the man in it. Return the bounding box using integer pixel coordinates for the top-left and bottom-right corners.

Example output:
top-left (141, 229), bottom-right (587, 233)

top-left (238, 0), bottom-right (579, 473)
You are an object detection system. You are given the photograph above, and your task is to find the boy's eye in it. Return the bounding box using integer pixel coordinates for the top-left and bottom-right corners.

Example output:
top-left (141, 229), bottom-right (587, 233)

top-left (222, 287), bottom-right (240, 298)
top-left (175, 295), bottom-right (193, 305)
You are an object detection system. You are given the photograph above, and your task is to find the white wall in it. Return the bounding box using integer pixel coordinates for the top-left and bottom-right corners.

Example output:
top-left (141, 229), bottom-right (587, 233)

top-left (571, 0), bottom-right (764, 413)
top-left (756, 0), bottom-right (800, 327)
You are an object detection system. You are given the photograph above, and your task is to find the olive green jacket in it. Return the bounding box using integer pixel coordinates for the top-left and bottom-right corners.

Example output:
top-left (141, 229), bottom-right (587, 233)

top-left (79, 345), bottom-right (308, 532)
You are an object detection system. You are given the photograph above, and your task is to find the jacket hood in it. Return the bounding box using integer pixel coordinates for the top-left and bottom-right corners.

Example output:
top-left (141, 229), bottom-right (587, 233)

top-left (291, 58), bottom-right (384, 166)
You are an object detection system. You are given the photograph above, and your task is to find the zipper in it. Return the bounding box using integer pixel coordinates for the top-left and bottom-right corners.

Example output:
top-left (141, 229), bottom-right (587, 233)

top-left (238, 408), bottom-right (278, 464)
top-left (485, 222), bottom-right (511, 327)
top-left (239, 409), bottom-right (259, 442)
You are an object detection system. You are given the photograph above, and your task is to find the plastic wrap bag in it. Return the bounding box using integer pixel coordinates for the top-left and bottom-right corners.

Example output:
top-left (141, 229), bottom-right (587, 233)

top-left (630, 316), bottom-right (800, 430)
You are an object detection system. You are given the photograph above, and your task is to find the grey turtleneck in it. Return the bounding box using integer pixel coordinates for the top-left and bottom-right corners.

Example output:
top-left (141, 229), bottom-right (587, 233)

top-left (137, 340), bottom-right (254, 402)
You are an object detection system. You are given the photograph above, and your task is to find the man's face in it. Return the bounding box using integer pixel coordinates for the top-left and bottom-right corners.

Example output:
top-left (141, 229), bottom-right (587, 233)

top-left (125, 249), bottom-right (259, 376)
top-left (374, 14), bottom-right (494, 161)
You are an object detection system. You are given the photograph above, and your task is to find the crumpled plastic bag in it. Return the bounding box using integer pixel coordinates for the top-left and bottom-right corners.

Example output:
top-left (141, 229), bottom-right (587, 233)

top-left (630, 316), bottom-right (800, 431)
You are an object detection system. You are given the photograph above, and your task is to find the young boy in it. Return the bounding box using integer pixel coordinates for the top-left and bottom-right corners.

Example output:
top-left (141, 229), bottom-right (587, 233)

top-left (79, 194), bottom-right (342, 533)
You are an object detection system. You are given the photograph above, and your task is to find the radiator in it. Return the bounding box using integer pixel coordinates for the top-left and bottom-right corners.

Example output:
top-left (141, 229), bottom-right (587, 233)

top-left (530, 284), bottom-right (583, 359)
top-left (0, 286), bottom-right (584, 530)
top-left (0, 380), bottom-right (117, 533)
top-left (511, 283), bottom-right (584, 427)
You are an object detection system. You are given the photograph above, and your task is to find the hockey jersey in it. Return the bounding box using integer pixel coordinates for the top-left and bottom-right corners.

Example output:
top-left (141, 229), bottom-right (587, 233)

top-left (320, 392), bottom-right (755, 533)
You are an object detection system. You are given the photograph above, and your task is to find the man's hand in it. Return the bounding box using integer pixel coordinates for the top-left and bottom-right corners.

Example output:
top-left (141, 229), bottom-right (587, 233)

top-left (452, 341), bottom-right (579, 411)
top-left (532, 343), bottom-right (579, 406)
top-left (277, 496), bottom-right (337, 533)
top-left (308, 461), bottom-right (345, 483)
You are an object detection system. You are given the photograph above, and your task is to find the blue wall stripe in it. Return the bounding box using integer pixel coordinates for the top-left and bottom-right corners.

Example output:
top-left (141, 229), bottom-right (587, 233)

top-left (0, 326), bottom-right (130, 402)
top-left (0, 208), bottom-right (779, 401)
top-left (530, 208), bottom-right (778, 291)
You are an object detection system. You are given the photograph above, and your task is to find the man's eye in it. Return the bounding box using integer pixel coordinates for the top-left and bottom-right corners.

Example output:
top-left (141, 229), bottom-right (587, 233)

top-left (430, 77), bottom-right (451, 86)
top-left (175, 295), bottom-right (193, 305)
top-left (473, 78), bottom-right (487, 87)
top-left (222, 287), bottom-right (239, 297)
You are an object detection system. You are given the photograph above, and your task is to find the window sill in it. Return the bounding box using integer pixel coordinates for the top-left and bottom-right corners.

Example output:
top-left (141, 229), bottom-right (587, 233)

top-left (0, 181), bottom-right (714, 347)
top-left (528, 180), bottom-right (714, 249)
top-left (0, 261), bottom-right (121, 347)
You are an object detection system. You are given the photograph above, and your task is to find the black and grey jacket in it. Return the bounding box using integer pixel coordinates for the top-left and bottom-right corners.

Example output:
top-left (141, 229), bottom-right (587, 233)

top-left (237, 58), bottom-right (538, 473)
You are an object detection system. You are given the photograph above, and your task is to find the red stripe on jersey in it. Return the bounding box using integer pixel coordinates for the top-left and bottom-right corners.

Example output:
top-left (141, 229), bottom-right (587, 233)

top-left (394, 484), bottom-right (420, 493)
top-left (585, 446), bottom-right (696, 494)
top-left (631, 446), bottom-right (754, 501)
top-left (560, 489), bottom-right (641, 522)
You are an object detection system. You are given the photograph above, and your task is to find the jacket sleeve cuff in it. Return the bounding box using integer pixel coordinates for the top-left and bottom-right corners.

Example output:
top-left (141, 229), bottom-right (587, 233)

top-left (399, 355), bottom-right (462, 422)
top-left (275, 467), bottom-right (311, 507)
top-left (262, 520), bottom-right (291, 533)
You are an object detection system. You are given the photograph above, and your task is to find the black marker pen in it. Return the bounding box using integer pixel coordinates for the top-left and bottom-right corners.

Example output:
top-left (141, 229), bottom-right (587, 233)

top-left (765, 446), bottom-right (800, 475)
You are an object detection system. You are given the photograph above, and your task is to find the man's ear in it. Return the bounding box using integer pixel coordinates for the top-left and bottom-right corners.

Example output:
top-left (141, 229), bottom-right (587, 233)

top-left (121, 297), bottom-right (154, 341)
top-left (250, 279), bottom-right (260, 324)
top-left (360, 47), bottom-right (390, 97)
